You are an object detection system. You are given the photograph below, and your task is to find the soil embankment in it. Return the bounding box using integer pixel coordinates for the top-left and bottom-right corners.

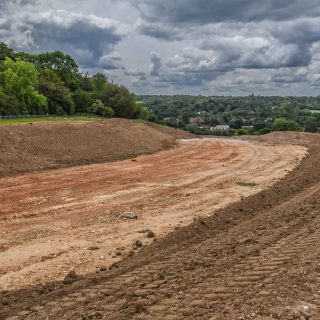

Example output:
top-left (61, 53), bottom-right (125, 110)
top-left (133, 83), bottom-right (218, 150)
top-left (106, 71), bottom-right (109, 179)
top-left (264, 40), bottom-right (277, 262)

top-left (0, 119), bottom-right (191, 177)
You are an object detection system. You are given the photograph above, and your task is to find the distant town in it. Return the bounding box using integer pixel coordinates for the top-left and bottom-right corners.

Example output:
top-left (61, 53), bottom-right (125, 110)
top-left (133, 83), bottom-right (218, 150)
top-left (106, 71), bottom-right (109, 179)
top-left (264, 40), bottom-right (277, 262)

top-left (139, 95), bottom-right (320, 135)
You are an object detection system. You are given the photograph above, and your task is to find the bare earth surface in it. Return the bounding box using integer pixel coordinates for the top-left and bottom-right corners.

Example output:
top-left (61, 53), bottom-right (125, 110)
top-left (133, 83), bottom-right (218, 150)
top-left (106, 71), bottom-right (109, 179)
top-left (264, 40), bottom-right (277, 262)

top-left (0, 119), bottom-right (193, 178)
top-left (1, 132), bottom-right (320, 320)
top-left (0, 138), bottom-right (305, 289)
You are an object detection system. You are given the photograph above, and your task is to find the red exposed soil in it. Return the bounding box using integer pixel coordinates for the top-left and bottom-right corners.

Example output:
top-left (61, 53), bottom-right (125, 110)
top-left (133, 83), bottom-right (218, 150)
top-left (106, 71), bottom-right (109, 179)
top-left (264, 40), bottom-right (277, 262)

top-left (0, 131), bottom-right (319, 320)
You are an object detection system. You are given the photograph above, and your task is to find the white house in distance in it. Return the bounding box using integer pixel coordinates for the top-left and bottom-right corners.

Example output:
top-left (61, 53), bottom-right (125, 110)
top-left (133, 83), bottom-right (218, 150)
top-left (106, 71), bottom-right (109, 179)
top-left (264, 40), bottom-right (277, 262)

top-left (210, 125), bottom-right (230, 131)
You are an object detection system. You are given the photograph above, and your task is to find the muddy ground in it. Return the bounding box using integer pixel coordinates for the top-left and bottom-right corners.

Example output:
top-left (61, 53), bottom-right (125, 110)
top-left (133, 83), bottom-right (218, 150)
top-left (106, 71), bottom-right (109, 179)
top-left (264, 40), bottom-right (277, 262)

top-left (0, 132), bottom-right (319, 319)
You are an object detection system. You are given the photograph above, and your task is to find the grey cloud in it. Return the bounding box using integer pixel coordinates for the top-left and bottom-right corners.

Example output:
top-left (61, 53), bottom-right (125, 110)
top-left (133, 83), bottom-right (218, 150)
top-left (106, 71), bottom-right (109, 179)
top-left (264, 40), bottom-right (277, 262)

top-left (140, 14), bottom-right (319, 92)
top-left (29, 11), bottom-right (128, 60)
top-left (213, 67), bottom-right (310, 94)
top-left (98, 52), bottom-right (124, 70)
top-left (150, 52), bottom-right (162, 76)
top-left (136, 21), bottom-right (182, 41)
top-left (1, 0), bottom-right (320, 95)
top-left (155, 70), bottom-right (221, 88)
top-left (272, 69), bottom-right (307, 84)
top-left (0, 3), bottom-right (129, 69)
top-left (124, 70), bottom-right (146, 76)
top-left (200, 36), bottom-right (311, 69)
top-left (132, 1), bottom-right (320, 93)
top-left (267, 17), bottom-right (320, 45)
top-left (0, 0), bottom-right (37, 9)
top-left (133, 0), bottom-right (320, 24)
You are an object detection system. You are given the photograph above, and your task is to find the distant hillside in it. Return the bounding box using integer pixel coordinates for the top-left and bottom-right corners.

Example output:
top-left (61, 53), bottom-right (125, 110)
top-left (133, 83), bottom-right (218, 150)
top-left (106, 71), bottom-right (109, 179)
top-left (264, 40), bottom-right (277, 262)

top-left (0, 119), bottom-right (192, 177)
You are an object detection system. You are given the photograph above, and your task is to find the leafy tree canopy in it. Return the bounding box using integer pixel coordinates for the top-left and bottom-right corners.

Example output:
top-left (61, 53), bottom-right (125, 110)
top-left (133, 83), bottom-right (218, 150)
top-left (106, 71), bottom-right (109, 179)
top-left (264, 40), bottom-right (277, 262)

top-left (0, 42), bottom-right (15, 61)
top-left (2, 58), bottom-right (47, 114)
top-left (271, 118), bottom-right (302, 132)
top-left (39, 68), bottom-right (74, 115)
top-left (0, 43), bottom-right (153, 121)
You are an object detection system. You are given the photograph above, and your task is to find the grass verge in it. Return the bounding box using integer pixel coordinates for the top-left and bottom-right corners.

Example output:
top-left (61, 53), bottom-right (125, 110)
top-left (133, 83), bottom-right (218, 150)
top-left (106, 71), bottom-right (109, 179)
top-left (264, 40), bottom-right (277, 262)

top-left (0, 114), bottom-right (104, 125)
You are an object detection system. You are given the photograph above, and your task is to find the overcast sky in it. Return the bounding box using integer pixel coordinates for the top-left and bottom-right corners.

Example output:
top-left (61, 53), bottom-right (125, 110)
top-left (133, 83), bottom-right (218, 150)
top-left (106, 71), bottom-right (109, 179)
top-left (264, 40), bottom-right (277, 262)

top-left (1, 0), bottom-right (320, 95)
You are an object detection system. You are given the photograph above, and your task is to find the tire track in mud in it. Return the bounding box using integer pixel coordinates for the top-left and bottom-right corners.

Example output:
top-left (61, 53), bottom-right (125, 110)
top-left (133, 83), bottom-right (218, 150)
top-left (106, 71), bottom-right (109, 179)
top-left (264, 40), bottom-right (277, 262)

top-left (12, 214), bottom-right (320, 320)
top-left (1, 133), bottom-right (320, 320)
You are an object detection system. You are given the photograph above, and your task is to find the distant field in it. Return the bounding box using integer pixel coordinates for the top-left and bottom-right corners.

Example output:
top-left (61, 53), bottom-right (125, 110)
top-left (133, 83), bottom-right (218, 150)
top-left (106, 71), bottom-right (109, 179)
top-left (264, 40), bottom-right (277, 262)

top-left (309, 109), bottom-right (320, 114)
top-left (0, 114), bottom-right (103, 125)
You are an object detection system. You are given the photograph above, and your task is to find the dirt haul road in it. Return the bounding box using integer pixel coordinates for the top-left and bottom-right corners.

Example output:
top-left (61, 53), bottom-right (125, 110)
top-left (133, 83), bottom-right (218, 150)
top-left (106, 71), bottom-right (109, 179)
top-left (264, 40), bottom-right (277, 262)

top-left (1, 134), bottom-right (318, 320)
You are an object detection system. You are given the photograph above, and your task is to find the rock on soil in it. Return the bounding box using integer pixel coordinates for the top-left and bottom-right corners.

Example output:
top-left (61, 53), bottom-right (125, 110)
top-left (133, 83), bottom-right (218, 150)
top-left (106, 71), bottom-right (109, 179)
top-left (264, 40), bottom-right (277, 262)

top-left (133, 240), bottom-right (143, 250)
top-left (120, 212), bottom-right (138, 220)
top-left (146, 231), bottom-right (155, 238)
top-left (87, 246), bottom-right (100, 251)
top-left (63, 271), bottom-right (78, 285)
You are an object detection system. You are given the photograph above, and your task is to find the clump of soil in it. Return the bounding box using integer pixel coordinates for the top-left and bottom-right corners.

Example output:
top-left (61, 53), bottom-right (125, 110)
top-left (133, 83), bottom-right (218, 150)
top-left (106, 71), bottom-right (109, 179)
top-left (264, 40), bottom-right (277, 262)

top-left (146, 231), bottom-right (155, 238)
top-left (133, 240), bottom-right (143, 250)
top-left (63, 271), bottom-right (78, 285)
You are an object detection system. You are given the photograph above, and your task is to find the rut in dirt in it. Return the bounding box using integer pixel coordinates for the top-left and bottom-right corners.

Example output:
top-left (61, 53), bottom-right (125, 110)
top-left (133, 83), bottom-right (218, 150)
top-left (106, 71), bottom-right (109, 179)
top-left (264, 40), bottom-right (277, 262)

top-left (1, 132), bottom-right (320, 320)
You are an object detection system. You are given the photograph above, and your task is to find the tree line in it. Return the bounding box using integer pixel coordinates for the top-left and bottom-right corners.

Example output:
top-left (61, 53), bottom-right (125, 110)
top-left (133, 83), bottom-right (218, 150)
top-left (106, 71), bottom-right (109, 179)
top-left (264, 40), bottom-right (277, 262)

top-left (139, 95), bottom-right (320, 134)
top-left (0, 43), bottom-right (153, 120)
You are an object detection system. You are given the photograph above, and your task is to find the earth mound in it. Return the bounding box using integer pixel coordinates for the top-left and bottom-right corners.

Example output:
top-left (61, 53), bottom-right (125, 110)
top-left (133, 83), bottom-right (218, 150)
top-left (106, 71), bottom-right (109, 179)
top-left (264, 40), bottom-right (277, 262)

top-left (0, 119), bottom-right (191, 177)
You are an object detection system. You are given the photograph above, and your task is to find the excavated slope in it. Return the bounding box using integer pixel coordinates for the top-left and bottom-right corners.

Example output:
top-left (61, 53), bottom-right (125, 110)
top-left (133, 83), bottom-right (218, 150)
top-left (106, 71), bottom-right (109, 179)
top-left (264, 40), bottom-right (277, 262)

top-left (0, 119), bottom-right (191, 177)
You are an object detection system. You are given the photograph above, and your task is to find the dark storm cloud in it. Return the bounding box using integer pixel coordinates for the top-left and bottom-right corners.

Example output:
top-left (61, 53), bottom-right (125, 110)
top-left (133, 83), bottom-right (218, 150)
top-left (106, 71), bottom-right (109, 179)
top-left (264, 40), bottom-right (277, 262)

top-left (25, 12), bottom-right (128, 69)
top-left (0, 3), bottom-right (129, 70)
top-left (267, 17), bottom-right (320, 45)
top-left (134, 0), bottom-right (320, 24)
top-left (31, 15), bottom-right (124, 59)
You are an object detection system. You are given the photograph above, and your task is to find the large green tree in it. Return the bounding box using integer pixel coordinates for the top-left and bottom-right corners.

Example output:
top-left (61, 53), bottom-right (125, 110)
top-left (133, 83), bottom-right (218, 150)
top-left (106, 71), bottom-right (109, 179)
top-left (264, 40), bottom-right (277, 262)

top-left (2, 58), bottom-right (47, 114)
top-left (72, 89), bottom-right (95, 113)
top-left (35, 51), bottom-right (78, 75)
top-left (91, 100), bottom-right (114, 117)
top-left (91, 73), bottom-right (108, 93)
top-left (34, 51), bottom-right (79, 90)
top-left (0, 90), bottom-right (27, 115)
top-left (39, 69), bottom-right (74, 114)
top-left (0, 43), bottom-right (15, 61)
top-left (271, 118), bottom-right (302, 132)
top-left (0, 43), bottom-right (143, 119)
top-left (304, 116), bottom-right (319, 133)
top-left (107, 85), bottom-right (137, 118)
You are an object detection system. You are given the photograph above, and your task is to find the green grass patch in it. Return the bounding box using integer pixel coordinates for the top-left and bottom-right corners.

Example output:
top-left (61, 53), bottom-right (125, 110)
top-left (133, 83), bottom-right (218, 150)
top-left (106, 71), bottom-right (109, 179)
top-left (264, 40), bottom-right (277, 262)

top-left (0, 114), bottom-right (104, 125)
